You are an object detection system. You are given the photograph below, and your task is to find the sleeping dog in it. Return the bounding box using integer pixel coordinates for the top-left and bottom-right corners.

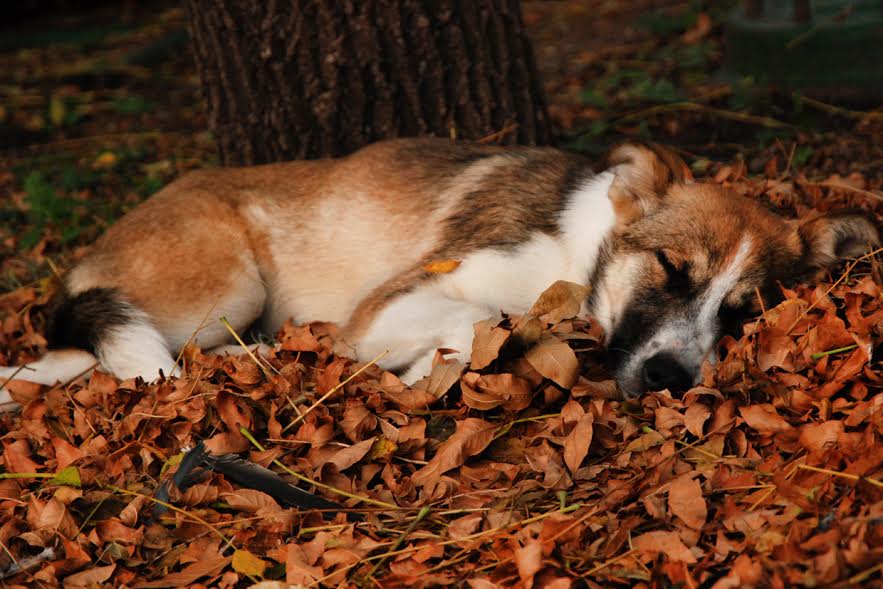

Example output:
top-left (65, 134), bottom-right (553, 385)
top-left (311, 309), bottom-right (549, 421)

top-left (0, 138), bottom-right (878, 405)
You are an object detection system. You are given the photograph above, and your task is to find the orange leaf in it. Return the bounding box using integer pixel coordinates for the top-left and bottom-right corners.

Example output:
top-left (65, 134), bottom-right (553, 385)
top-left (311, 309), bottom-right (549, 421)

top-left (216, 390), bottom-right (252, 433)
top-left (684, 403), bottom-right (710, 438)
top-left (340, 400), bottom-right (378, 442)
top-left (280, 325), bottom-right (322, 352)
top-left (422, 259), bottom-right (462, 274)
top-left (756, 328), bottom-right (796, 372)
top-left (461, 373), bottom-right (504, 411)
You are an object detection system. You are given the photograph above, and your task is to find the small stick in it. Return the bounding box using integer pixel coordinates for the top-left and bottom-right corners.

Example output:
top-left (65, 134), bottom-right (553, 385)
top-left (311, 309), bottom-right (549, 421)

top-left (848, 561), bottom-right (883, 585)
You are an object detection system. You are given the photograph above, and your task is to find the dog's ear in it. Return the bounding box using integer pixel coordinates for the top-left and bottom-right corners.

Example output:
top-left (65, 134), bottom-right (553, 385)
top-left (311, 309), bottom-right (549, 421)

top-left (796, 211), bottom-right (879, 274)
top-left (606, 142), bottom-right (692, 228)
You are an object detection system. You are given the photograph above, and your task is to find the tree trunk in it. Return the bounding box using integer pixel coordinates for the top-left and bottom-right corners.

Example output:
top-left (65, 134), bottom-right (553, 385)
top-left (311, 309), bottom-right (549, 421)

top-left (185, 0), bottom-right (552, 166)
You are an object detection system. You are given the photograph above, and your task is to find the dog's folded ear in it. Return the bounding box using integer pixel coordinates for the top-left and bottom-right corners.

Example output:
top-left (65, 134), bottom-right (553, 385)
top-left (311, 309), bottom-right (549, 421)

top-left (606, 142), bottom-right (692, 228)
top-left (796, 211), bottom-right (880, 273)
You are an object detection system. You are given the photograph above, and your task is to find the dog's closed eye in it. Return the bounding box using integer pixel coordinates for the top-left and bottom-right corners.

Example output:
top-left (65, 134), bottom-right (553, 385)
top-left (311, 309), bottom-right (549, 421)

top-left (655, 250), bottom-right (690, 290)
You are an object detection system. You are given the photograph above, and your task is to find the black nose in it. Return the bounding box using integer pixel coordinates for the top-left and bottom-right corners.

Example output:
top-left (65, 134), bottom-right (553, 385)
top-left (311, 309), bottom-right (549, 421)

top-left (641, 353), bottom-right (692, 392)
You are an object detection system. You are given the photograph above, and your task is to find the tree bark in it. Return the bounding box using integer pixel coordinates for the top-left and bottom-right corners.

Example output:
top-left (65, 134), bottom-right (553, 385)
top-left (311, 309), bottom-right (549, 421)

top-left (185, 0), bottom-right (552, 166)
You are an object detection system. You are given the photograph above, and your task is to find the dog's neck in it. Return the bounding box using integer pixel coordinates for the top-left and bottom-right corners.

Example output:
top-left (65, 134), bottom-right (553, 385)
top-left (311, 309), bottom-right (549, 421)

top-left (557, 169), bottom-right (618, 316)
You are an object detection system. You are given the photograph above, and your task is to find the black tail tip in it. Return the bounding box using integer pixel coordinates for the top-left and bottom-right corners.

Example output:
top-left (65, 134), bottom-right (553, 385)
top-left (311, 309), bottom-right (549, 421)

top-left (46, 287), bottom-right (133, 354)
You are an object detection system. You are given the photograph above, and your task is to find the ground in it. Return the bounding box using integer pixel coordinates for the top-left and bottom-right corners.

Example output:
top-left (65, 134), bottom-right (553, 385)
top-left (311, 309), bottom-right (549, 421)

top-left (0, 1), bottom-right (882, 587)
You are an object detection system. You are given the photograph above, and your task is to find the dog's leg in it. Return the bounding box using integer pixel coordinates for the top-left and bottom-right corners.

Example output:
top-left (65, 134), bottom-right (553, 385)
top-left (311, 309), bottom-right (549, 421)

top-left (353, 288), bottom-right (495, 384)
top-left (95, 315), bottom-right (179, 381)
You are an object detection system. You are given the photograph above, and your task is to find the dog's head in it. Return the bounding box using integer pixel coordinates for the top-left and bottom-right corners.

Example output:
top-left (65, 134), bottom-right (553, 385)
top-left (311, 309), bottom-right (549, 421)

top-left (591, 143), bottom-right (880, 397)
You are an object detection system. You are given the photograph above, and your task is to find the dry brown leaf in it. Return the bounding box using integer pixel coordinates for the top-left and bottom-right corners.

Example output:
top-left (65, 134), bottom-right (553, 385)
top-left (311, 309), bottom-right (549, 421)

top-left (425, 353), bottom-right (465, 398)
top-left (528, 280), bottom-right (588, 325)
top-left (3, 439), bottom-right (41, 473)
top-left (340, 399), bottom-right (378, 442)
top-left (51, 436), bottom-right (83, 470)
top-left (757, 328), bottom-right (796, 372)
top-left (279, 324), bottom-right (322, 352)
top-left (324, 437), bottom-right (375, 471)
top-left (411, 418), bottom-right (497, 488)
top-left (221, 489), bottom-right (283, 513)
top-left (447, 513), bottom-right (483, 540)
top-left (514, 538), bottom-right (543, 587)
top-left (684, 403), bottom-right (711, 438)
top-left (739, 404), bottom-right (793, 434)
top-left (471, 319), bottom-right (511, 369)
top-left (668, 475), bottom-right (707, 529)
top-left (563, 413), bottom-right (593, 474)
top-left (632, 530), bottom-right (698, 563)
top-left (525, 334), bottom-right (578, 388)
top-left (461, 371), bottom-right (534, 411)
top-left (798, 420), bottom-right (844, 454)
top-left (64, 564), bottom-right (116, 588)
top-left (134, 555), bottom-right (231, 588)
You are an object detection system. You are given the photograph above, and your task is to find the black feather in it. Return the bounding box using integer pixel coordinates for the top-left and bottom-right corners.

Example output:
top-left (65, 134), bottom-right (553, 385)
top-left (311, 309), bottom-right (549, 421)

top-left (201, 452), bottom-right (344, 513)
top-left (151, 442), bottom-right (346, 521)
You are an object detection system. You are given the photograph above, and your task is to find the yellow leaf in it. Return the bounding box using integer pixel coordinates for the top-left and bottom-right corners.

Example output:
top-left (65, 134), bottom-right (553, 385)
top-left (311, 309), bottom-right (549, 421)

top-left (232, 549), bottom-right (267, 577)
top-left (93, 151), bottom-right (118, 170)
top-left (422, 259), bottom-right (461, 274)
top-left (49, 95), bottom-right (65, 126)
top-left (51, 465), bottom-right (81, 487)
top-left (369, 436), bottom-right (398, 460)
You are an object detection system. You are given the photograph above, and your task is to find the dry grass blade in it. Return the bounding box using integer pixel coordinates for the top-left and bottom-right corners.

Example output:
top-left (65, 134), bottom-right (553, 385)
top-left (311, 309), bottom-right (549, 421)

top-left (219, 315), bottom-right (279, 376)
top-left (797, 464), bottom-right (883, 489)
top-left (281, 349), bottom-right (388, 433)
top-left (103, 484), bottom-right (236, 550)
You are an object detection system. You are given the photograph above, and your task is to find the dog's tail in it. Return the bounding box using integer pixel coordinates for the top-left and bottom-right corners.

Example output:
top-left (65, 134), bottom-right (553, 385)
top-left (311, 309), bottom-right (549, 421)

top-left (1, 287), bottom-right (177, 409)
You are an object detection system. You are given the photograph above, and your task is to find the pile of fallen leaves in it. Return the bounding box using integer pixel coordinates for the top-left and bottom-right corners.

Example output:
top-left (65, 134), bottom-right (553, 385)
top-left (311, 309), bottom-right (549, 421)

top-left (1, 170), bottom-right (882, 589)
